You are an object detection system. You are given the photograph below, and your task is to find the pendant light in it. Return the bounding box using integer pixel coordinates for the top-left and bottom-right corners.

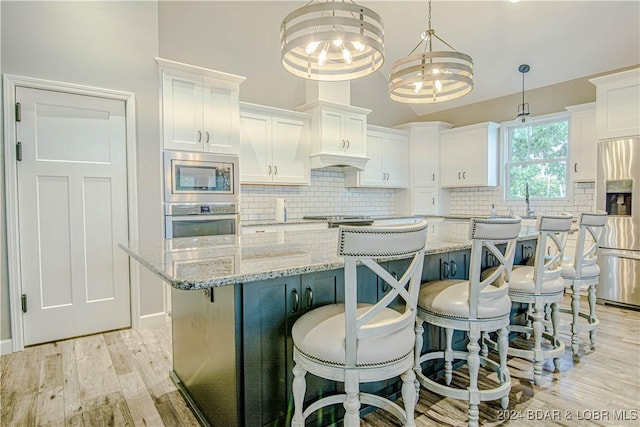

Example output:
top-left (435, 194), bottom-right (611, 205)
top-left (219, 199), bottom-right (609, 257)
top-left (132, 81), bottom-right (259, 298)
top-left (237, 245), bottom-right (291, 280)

top-left (516, 64), bottom-right (531, 125)
top-left (280, 0), bottom-right (384, 81)
top-left (389, 0), bottom-right (473, 103)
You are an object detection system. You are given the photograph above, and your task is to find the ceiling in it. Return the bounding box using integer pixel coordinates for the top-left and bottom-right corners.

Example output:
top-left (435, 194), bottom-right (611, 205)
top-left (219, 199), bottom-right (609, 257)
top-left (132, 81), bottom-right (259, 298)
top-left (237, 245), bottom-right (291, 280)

top-left (363, 0), bottom-right (640, 116)
top-left (263, 0), bottom-right (640, 116)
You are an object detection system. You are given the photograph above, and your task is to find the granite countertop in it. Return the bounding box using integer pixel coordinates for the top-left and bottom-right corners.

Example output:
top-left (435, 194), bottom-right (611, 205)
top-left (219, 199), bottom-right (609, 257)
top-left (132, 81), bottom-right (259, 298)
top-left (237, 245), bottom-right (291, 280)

top-left (119, 220), bottom-right (538, 291)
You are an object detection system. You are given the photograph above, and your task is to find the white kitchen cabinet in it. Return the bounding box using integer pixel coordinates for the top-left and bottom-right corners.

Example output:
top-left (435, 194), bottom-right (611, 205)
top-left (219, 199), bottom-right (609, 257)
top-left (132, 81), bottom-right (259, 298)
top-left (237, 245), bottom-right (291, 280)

top-left (157, 58), bottom-right (245, 155)
top-left (240, 103), bottom-right (310, 185)
top-left (439, 122), bottom-right (499, 188)
top-left (590, 68), bottom-right (640, 140)
top-left (567, 103), bottom-right (597, 182)
top-left (394, 122), bottom-right (452, 216)
top-left (344, 126), bottom-right (409, 188)
top-left (297, 100), bottom-right (371, 170)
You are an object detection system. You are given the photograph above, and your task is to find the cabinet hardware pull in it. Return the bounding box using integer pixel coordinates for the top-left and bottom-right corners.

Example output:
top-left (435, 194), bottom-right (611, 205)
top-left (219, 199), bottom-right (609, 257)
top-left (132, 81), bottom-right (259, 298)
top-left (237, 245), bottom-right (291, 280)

top-left (462, 171), bottom-right (466, 179)
top-left (346, 140), bottom-right (350, 149)
top-left (432, 197), bottom-right (435, 205)
top-left (432, 173), bottom-right (435, 182)
top-left (205, 131), bottom-right (210, 143)
top-left (305, 286), bottom-right (313, 310)
top-left (291, 288), bottom-right (299, 313)
top-left (574, 163), bottom-right (578, 173)
top-left (450, 260), bottom-right (457, 277)
top-left (268, 165), bottom-right (272, 175)
top-left (341, 139), bottom-right (346, 148)
top-left (442, 261), bottom-right (449, 278)
top-left (197, 130), bottom-right (202, 142)
top-left (458, 172), bottom-right (461, 180)
top-left (274, 165), bottom-right (278, 175)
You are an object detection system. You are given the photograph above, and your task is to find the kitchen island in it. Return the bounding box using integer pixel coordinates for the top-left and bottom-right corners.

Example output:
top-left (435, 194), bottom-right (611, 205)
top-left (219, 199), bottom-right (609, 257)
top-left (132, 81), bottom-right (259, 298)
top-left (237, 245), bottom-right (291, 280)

top-left (120, 220), bottom-right (537, 427)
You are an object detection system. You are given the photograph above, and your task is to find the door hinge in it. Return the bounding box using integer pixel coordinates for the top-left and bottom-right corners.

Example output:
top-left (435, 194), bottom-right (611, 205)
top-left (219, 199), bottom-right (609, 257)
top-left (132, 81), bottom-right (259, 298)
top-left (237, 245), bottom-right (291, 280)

top-left (21, 294), bottom-right (27, 313)
top-left (16, 142), bottom-right (22, 161)
top-left (15, 102), bottom-right (21, 122)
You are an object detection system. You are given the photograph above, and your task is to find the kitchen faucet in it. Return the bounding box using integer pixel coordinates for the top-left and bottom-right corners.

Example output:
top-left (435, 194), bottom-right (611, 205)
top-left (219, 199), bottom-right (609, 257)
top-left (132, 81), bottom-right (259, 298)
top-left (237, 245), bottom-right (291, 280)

top-left (525, 183), bottom-right (535, 218)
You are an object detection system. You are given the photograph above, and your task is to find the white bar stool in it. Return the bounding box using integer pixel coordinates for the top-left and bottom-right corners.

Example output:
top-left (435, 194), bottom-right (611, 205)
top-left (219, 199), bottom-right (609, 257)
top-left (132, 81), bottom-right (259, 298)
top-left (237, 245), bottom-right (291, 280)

top-left (560, 211), bottom-right (607, 360)
top-left (491, 213), bottom-right (573, 386)
top-left (414, 217), bottom-right (521, 427)
top-left (291, 220), bottom-right (428, 427)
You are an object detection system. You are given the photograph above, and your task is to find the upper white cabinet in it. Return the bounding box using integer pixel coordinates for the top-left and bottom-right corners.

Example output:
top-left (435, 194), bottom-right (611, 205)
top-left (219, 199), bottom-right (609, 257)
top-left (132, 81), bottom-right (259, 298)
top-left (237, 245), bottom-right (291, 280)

top-left (440, 122), bottom-right (499, 188)
top-left (297, 100), bottom-right (371, 170)
top-left (239, 103), bottom-right (310, 185)
top-left (344, 125), bottom-right (409, 188)
top-left (157, 58), bottom-right (245, 155)
top-left (567, 103), bottom-right (597, 182)
top-left (395, 122), bottom-right (453, 215)
top-left (590, 68), bottom-right (640, 140)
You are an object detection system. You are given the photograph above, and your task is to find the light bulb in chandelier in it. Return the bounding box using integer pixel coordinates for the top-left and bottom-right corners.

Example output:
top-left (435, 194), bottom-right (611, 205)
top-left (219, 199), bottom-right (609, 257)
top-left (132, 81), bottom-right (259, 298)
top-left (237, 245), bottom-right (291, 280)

top-left (342, 48), bottom-right (352, 64)
top-left (351, 41), bottom-right (365, 52)
top-left (305, 41), bottom-right (321, 55)
top-left (317, 49), bottom-right (328, 67)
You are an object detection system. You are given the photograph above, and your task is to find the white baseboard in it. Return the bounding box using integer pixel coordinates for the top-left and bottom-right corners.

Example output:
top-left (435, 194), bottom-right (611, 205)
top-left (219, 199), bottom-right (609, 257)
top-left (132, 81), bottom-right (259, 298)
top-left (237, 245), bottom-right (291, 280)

top-left (138, 311), bottom-right (169, 328)
top-left (1, 339), bottom-right (14, 355)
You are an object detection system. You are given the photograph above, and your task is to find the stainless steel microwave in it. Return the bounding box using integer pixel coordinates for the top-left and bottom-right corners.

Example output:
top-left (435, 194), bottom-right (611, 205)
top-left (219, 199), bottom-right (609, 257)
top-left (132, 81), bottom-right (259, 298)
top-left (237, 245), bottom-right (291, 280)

top-left (164, 151), bottom-right (239, 203)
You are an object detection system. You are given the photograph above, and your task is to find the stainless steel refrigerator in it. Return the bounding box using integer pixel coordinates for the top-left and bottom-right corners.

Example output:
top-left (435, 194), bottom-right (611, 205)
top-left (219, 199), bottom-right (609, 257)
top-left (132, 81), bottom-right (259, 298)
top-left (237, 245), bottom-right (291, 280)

top-left (595, 137), bottom-right (640, 308)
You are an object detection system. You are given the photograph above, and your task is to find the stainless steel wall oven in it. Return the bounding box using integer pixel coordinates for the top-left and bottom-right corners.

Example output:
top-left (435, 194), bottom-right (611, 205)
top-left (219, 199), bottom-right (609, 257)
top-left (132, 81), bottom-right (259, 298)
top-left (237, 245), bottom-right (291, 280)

top-left (164, 151), bottom-right (240, 238)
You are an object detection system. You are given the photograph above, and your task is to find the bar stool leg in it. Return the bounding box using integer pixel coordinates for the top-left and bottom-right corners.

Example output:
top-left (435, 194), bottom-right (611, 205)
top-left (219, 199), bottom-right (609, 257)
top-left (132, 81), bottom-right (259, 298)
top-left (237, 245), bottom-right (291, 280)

top-left (467, 330), bottom-right (481, 427)
top-left (444, 327), bottom-right (454, 385)
top-left (570, 283), bottom-right (581, 360)
top-left (497, 327), bottom-right (510, 409)
top-left (532, 301), bottom-right (544, 386)
top-left (343, 371), bottom-right (361, 427)
top-left (292, 363), bottom-right (306, 427)
top-left (481, 331), bottom-right (489, 357)
top-left (414, 319), bottom-right (424, 402)
top-left (588, 284), bottom-right (598, 349)
top-left (551, 302), bottom-right (561, 372)
top-left (401, 369), bottom-right (417, 427)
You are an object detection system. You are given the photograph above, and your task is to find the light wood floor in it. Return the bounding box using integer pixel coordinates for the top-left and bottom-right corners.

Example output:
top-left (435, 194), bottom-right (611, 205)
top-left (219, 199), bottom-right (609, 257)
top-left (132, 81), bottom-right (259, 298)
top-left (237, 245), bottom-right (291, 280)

top-left (1, 297), bottom-right (638, 426)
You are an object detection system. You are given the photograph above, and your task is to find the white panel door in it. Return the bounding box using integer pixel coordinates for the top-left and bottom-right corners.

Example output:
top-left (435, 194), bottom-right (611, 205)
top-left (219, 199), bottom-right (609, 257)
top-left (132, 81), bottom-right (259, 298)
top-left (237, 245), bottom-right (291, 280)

top-left (16, 87), bottom-right (130, 345)
top-left (320, 110), bottom-right (344, 154)
top-left (344, 113), bottom-right (366, 156)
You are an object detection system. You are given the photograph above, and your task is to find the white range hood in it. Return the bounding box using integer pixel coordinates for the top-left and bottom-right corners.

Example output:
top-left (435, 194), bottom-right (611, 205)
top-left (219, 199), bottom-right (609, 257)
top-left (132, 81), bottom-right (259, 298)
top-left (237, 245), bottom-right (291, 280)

top-left (297, 81), bottom-right (371, 171)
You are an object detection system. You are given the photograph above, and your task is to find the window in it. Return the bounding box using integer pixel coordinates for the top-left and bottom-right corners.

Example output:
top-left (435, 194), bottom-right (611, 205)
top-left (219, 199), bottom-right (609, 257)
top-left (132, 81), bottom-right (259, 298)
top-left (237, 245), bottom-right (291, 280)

top-left (504, 115), bottom-right (569, 201)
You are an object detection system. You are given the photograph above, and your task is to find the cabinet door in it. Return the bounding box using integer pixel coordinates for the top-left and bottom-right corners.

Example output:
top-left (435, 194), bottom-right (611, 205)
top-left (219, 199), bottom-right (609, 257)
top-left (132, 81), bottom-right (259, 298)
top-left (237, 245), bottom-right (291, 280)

top-left (162, 71), bottom-right (204, 151)
top-left (243, 278), bottom-right (295, 427)
top-left (439, 132), bottom-right (462, 187)
top-left (413, 187), bottom-right (438, 215)
top-left (289, 271), bottom-right (344, 425)
top-left (320, 109), bottom-right (345, 154)
top-left (359, 132), bottom-right (385, 186)
top-left (570, 109), bottom-right (597, 182)
top-left (203, 80), bottom-right (239, 155)
top-left (460, 128), bottom-right (487, 186)
top-left (384, 134), bottom-right (409, 187)
top-left (344, 113), bottom-right (366, 156)
top-left (239, 112), bottom-right (272, 184)
top-left (271, 116), bottom-right (310, 185)
top-left (413, 127), bottom-right (440, 187)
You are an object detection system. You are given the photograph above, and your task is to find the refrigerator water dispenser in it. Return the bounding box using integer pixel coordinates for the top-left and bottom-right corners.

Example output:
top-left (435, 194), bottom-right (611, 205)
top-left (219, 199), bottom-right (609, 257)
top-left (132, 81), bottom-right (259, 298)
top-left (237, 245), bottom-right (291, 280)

top-left (605, 179), bottom-right (633, 216)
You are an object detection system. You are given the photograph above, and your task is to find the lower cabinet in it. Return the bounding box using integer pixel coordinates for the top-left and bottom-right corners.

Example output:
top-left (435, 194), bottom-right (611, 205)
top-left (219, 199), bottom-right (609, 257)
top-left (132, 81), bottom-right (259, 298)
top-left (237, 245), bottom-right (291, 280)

top-left (242, 270), bottom-right (344, 427)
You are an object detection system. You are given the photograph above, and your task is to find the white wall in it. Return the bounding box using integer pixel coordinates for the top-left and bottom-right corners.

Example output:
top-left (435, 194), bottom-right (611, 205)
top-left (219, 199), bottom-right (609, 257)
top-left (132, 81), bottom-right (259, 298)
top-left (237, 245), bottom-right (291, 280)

top-left (241, 168), bottom-right (396, 224)
top-left (0, 1), bottom-right (164, 341)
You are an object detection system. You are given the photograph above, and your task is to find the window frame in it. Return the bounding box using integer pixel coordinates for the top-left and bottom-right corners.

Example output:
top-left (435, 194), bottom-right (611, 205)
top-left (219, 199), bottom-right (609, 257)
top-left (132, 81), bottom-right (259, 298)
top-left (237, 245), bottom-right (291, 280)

top-left (501, 111), bottom-right (572, 204)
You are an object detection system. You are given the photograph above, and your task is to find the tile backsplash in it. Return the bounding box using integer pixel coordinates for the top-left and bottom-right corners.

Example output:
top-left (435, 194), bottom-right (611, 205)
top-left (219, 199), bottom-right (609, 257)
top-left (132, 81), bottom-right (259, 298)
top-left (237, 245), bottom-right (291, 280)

top-left (240, 167), bottom-right (396, 223)
top-left (448, 182), bottom-right (596, 217)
